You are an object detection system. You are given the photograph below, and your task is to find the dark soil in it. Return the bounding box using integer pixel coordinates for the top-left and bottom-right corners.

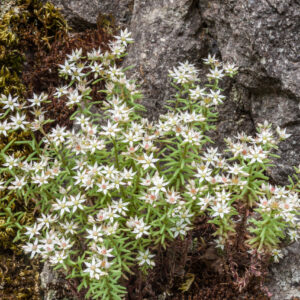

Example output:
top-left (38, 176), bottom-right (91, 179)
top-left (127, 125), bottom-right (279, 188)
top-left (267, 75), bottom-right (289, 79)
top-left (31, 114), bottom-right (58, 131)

top-left (21, 21), bottom-right (114, 137)
top-left (1, 214), bottom-right (271, 300)
top-left (125, 215), bottom-right (270, 300)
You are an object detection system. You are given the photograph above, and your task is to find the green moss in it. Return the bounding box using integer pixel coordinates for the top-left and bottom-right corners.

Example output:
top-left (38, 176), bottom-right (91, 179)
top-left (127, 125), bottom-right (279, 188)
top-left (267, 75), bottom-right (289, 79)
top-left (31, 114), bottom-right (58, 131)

top-left (0, 0), bottom-right (68, 97)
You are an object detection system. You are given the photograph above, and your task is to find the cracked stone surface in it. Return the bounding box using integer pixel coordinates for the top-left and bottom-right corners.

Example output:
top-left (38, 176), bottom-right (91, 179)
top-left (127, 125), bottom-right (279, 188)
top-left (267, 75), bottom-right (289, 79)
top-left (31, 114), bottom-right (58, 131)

top-left (42, 0), bottom-right (134, 29)
top-left (200, 0), bottom-right (300, 185)
top-left (267, 242), bottom-right (300, 299)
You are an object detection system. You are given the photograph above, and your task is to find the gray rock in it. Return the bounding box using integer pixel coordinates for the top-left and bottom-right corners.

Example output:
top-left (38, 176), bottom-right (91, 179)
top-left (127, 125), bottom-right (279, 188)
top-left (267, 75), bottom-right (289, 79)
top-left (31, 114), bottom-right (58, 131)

top-left (40, 262), bottom-right (60, 300)
top-left (267, 242), bottom-right (300, 300)
top-left (199, 0), bottom-right (300, 184)
top-left (42, 0), bottom-right (134, 29)
top-left (40, 262), bottom-right (74, 300)
top-left (251, 92), bottom-right (300, 184)
top-left (123, 0), bottom-right (211, 119)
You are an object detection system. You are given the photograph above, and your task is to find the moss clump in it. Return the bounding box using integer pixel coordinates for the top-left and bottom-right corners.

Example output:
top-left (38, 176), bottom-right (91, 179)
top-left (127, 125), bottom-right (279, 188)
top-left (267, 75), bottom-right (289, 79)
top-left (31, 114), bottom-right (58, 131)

top-left (0, 252), bottom-right (41, 300)
top-left (0, 0), bottom-right (68, 96)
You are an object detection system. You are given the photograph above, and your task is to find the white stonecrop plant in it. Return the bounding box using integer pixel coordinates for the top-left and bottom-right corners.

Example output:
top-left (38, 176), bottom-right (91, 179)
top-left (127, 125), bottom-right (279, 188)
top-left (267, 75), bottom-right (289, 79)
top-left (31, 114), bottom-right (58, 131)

top-left (0, 29), bottom-right (298, 299)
